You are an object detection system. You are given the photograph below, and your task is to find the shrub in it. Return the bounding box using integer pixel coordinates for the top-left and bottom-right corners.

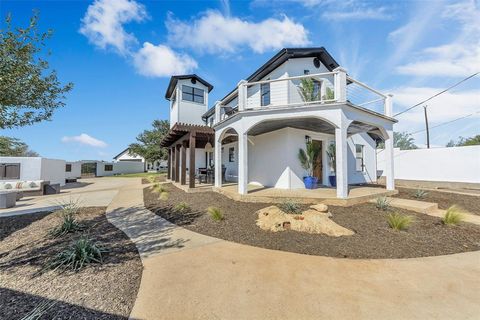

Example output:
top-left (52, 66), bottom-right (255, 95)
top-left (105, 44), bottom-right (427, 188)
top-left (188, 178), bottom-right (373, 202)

top-left (47, 237), bottom-right (108, 272)
top-left (413, 189), bottom-right (428, 199)
top-left (58, 199), bottom-right (81, 216)
top-left (375, 197), bottom-right (391, 211)
top-left (208, 207), bottom-right (224, 221)
top-left (159, 191), bottom-right (169, 201)
top-left (387, 213), bottom-right (413, 231)
top-left (147, 175), bottom-right (157, 183)
top-left (174, 202), bottom-right (190, 213)
top-left (152, 183), bottom-right (167, 193)
top-left (279, 200), bottom-right (302, 214)
top-left (442, 205), bottom-right (465, 225)
top-left (50, 214), bottom-right (84, 238)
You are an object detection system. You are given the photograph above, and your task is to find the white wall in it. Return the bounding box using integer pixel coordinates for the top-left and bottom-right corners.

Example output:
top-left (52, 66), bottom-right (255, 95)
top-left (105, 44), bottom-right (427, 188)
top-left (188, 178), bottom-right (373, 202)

top-left (177, 148), bottom-right (207, 181)
top-left (115, 150), bottom-right (145, 162)
top-left (66, 161), bottom-right (82, 179)
top-left (176, 79), bottom-right (209, 126)
top-left (377, 146), bottom-right (480, 184)
top-left (347, 132), bottom-right (377, 184)
top-left (41, 158), bottom-right (67, 186)
top-left (96, 161), bottom-right (144, 176)
top-left (0, 157), bottom-right (66, 186)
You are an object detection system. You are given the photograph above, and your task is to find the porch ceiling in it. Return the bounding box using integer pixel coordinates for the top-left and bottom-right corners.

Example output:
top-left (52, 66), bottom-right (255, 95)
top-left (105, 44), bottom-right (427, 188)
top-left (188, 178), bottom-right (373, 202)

top-left (160, 123), bottom-right (215, 148)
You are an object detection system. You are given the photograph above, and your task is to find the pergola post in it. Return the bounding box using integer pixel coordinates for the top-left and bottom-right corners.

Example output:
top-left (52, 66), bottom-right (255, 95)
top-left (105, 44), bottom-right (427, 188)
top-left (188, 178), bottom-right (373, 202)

top-left (171, 147), bottom-right (176, 181)
top-left (385, 128), bottom-right (395, 190)
top-left (335, 125), bottom-right (348, 198)
top-left (167, 148), bottom-right (171, 180)
top-left (214, 131), bottom-right (222, 188)
top-left (181, 141), bottom-right (187, 185)
top-left (189, 132), bottom-right (196, 188)
top-left (175, 144), bottom-right (180, 183)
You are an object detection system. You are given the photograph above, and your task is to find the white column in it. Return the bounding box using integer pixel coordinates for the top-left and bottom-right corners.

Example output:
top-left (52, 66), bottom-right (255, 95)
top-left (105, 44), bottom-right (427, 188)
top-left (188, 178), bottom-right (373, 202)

top-left (333, 67), bottom-right (347, 103)
top-left (237, 80), bottom-right (247, 111)
top-left (238, 131), bottom-right (248, 195)
top-left (214, 101), bottom-right (221, 124)
top-left (385, 129), bottom-right (395, 190)
top-left (385, 94), bottom-right (393, 117)
top-left (335, 126), bottom-right (348, 198)
top-left (214, 132), bottom-right (222, 188)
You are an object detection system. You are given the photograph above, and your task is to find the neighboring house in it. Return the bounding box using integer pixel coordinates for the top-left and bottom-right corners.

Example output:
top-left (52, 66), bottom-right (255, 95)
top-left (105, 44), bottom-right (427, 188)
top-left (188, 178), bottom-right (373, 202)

top-left (76, 160), bottom-right (144, 177)
top-left (113, 148), bottom-right (166, 171)
top-left (161, 47), bottom-right (396, 199)
top-left (0, 157), bottom-right (66, 186)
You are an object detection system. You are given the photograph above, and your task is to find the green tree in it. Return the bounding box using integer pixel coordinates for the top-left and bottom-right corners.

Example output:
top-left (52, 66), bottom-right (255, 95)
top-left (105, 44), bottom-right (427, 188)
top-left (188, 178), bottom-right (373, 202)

top-left (446, 135), bottom-right (480, 147)
top-left (129, 120), bottom-right (169, 163)
top-left (0, 12), bottom-right (73, 129)
top-left (0, 136), bottom-right (39, 156)
top-left (377, 132), bottom-right (418, 150)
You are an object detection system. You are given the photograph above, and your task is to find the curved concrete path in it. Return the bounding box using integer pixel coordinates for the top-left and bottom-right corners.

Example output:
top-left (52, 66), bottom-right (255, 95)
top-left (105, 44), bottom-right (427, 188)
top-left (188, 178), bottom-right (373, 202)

top-left (106, 178), bottom-right (480, 320)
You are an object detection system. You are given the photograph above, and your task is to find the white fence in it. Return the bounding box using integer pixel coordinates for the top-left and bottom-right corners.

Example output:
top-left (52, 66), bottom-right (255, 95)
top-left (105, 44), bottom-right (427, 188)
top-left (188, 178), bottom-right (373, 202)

top-left (377, 146), bottom-right (480, 185)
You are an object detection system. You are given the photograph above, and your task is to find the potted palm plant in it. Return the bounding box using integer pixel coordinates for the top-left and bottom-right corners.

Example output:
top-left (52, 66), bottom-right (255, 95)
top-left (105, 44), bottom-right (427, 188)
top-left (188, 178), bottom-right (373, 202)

top-left (298, 141), bottom-right (321, 189)
top-left (298, 78), bottom-right (321, 102)
top-left (326, 143), bottom-right (336, 187)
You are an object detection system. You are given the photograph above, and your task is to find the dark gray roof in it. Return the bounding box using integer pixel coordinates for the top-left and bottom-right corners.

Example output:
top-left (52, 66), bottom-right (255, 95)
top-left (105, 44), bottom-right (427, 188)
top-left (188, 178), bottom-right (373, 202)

top-left (165, 74), bottom-right (214, 99)
top-left (202, 47), bottom-right (340, 118)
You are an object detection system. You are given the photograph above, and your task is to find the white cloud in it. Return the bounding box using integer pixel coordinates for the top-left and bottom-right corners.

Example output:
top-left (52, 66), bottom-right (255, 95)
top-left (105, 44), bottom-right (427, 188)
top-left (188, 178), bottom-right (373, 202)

top-left (79, 0), bottom-right (148, 55)
top-left (133, 42), bottom-right (198, 77)
top-left (322, 7), bottom-right (392, 21)
top-left (62, 134), bottom-right (108, 148)
top-left (166, 11), bottom-right (310, 54)
top-left (395, 1), bottom-right (480, 77)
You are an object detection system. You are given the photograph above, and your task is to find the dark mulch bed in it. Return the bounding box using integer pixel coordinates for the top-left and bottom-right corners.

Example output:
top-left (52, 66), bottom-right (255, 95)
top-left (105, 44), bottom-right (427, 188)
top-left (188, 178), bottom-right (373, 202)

top-left (145, 184), bottom-right (480, 259)
top-left (141, 174), bottom-right (166, 184)
top-left (394, 187), bottom-right (480, 215)
top-left (0, 207), bottom-right (142, 320)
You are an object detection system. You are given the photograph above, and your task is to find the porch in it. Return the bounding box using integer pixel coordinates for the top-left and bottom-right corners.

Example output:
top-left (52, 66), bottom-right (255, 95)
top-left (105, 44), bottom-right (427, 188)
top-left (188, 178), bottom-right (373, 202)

top-left (216, 183), bottom-right (397, 206)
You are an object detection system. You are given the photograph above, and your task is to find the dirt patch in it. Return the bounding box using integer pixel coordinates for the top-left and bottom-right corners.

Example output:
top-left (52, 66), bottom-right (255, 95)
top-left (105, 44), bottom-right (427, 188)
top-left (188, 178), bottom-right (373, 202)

top-left (141, 174), bottom-right (166, 184)
top-left (144, 184), bottom-right (480, 259)
top-left (395, 187), bottom-right (480, 215)
top-left (0, 207), bottom-right (142, 319)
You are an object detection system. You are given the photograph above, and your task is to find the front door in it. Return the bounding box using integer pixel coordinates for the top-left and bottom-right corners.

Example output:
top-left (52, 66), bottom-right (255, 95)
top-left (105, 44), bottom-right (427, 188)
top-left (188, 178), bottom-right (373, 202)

top-left (312, 140), bottom-right (322, 184)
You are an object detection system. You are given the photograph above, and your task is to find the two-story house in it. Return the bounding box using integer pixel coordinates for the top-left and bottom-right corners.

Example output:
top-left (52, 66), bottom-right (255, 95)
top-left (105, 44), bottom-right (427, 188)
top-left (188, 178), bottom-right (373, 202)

top-left (161, 47), bottom-right (396, 199)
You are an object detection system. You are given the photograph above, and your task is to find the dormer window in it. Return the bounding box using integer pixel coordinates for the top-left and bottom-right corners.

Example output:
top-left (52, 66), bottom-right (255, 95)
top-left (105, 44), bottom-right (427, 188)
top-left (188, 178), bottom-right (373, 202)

top-left (182, 85), bottom-right (205, 104)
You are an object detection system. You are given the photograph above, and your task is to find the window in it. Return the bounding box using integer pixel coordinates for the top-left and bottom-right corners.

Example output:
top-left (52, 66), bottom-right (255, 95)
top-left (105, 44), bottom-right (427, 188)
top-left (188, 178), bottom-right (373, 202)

top-left (313, 80), bottom-right (321, 99)
top-left (66, 164), bottom-right (72, 172)
top-left (355, 145), bottom-right (365, 172)
top-left (261, 82), bottom-right (270, 106)
top-left (182, 85), bottom-right (205, 104)
top-left (229, 147), bottom-right (235, 162)
top-left (0, 163), bottom-right (20, 180)
top-left (105, 164), bottom-right (113, 172)
top-left (304, 70), bottom-right (310, 75)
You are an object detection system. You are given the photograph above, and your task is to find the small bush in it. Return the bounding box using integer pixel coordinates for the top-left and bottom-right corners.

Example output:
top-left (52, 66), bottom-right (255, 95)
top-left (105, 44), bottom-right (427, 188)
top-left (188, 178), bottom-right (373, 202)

top-left (376, 197), bottom-right (391, 211)
top-left (279, 200), bottom-right (302, 214)
top-left (47, 237), bottom-right (108, 272)
top-left (58, 199), bottom-right (81, 216)
top-left (174, 202), bottom-right (190, 213)
top-left (413, 189), bottom-right (428, 199)
top-left (208, 206), bottom-right (224, 221)
top-left (50, 214), bottom-right (84, 238)
top-left (159, 191), bottom-right (169, 201)
top-left (387, 213), bottom-right (413, 231)
top-left (442, 205), bottom-right (465, 225)
top-left (152, 183), bottom-right (167, 193)
top-left (147, 175), bottom-right (157, 183)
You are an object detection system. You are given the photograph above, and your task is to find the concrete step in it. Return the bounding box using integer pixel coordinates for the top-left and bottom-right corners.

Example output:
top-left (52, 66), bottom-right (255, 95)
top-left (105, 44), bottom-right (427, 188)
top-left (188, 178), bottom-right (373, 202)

top-left (369, 197), bottom-right (438, 214)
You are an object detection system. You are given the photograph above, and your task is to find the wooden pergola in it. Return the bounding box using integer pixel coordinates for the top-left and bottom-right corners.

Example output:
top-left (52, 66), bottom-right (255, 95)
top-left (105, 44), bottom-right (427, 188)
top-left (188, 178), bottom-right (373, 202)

top-left (160, 123), bottom-right (215, 188)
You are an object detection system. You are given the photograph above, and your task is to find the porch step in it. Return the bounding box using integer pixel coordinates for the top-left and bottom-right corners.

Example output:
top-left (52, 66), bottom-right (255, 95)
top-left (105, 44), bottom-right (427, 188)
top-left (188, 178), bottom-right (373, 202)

top-left (369, 197), bottom-right (438, 214)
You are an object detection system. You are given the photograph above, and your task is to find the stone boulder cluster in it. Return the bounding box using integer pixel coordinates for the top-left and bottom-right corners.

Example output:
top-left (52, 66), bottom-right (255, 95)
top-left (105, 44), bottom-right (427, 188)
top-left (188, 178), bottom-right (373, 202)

top-left (256, 203), bottom-right (354, 237)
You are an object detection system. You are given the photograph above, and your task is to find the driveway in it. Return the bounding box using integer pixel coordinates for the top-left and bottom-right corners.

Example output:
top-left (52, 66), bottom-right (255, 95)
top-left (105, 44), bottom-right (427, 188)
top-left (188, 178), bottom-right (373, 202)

top-left (106, 179), bottom-right (480, 320)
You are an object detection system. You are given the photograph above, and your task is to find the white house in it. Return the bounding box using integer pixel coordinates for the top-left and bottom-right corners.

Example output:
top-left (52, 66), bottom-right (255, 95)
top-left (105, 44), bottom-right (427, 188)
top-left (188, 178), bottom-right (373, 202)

top-left (161, 48), bottom-right (396, 199)
top-left (113, 148), bottom-right (166, 171)
top-left (0, 157), bottom-right (67, 186)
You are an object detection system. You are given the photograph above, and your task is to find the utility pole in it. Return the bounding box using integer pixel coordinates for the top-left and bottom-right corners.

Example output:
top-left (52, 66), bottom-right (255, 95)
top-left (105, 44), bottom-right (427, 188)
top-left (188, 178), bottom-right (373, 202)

top-left (423, 105), bottom-right (430, 148)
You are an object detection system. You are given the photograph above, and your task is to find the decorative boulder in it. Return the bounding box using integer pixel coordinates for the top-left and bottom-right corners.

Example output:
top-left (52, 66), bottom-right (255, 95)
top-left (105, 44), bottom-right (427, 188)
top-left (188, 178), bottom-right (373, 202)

top-left (310, 203), bottom-right (329, 213)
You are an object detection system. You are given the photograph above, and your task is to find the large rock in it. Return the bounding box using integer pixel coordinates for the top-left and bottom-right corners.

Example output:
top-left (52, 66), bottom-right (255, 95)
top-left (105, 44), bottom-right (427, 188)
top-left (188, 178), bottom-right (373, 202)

top-left (310, 203), bottom-right (329, 213)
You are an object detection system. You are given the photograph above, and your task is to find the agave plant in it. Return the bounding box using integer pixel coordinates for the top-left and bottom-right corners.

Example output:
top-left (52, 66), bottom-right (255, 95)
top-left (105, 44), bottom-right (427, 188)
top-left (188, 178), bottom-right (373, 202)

top-left (298, 141), bottom-right (321, 177)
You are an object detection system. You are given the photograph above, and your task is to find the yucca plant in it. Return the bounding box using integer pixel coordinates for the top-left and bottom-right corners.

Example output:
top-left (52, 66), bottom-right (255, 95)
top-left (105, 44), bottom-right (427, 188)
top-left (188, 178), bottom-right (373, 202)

top-left (57, 199), bottom-right (81, 216)
top-left (21, 301), bottom-right (56, 320)
top-left (208, 206), bottom-right (224, 221)
top-left (50, 213), bottom-right (84, 238)
top-left (47, 237), bottom-right (108, 272)
top-left (376, 196), bottom-right (391, 211)
top-left (174, 202), bottom-right (190, 213)
top-left (413, 189), bottom-right (428, 199)
top-left (442, 205), bottom-right (465, 225)
top-left (159, 191), bottom-right (169, 201)
top-left (387, 213), bottom-right (413, 231)
top-left (279, 200), bottom-right (301, 214)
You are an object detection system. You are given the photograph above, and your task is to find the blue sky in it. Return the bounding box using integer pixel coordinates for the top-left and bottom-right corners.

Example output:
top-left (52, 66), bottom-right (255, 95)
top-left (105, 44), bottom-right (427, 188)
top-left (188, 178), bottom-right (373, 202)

top-left (1, 0), bottom-right (479, 160)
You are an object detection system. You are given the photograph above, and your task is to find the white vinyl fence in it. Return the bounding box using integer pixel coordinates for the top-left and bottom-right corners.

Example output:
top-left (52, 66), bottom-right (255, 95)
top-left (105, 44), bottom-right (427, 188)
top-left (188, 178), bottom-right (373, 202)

top-left (377, 146), bottom-right (480, 184)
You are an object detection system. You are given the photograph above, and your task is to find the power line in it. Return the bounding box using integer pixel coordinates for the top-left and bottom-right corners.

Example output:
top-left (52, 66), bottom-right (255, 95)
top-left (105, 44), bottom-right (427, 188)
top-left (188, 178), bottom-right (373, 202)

top-left (410, 110), bottom-right (480, 135)
top-left (394, 72), bottom-right (480, 117)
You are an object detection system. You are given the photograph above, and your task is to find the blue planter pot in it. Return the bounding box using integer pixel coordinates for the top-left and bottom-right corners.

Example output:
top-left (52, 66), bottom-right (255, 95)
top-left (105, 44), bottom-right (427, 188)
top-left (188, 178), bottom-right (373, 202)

top-left (303, 176), bottom-right (318, 189)
top-left (329, 175), bottom-right (336, 187)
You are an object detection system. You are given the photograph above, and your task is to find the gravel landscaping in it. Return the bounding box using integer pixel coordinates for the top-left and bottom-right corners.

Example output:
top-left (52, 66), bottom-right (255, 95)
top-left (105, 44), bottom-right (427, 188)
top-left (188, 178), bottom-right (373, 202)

top-left (395, 187), bottom-right (480, 215)
top-left (145, 183), bottom-right (480, 259)
top-left (0, 207), bottom-right (142, 319)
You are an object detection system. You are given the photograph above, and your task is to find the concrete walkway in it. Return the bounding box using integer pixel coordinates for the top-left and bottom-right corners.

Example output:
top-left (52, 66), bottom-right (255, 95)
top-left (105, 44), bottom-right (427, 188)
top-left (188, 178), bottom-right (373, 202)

top-left (104, 179), bottom-right (480, 320)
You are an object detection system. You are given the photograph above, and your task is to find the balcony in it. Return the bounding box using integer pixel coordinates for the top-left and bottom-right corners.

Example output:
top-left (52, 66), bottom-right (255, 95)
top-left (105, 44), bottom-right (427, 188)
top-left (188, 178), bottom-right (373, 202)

top-left (214, 68), bottom-right (392, 124)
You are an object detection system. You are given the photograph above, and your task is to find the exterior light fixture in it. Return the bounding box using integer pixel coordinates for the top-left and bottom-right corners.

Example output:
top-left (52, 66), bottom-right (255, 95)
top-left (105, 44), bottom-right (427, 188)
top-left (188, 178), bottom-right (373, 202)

top-left (305, 135), bottom-right (312, 143)
top-left (205, 141), bottom-right (213, 152)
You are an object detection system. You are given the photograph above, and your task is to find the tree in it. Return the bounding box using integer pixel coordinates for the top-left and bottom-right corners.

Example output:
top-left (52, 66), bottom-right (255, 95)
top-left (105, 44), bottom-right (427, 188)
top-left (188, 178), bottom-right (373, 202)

top-left (129, 120), bottom-right (169, 163)
top-left (0, 12), bottom-right (73, 129)
top-left (0, 136), bottom-right (39, 156)
top-left (446, 135), bottom-right (480, 147)
top-left (377, 131), bottom-right (418, 150)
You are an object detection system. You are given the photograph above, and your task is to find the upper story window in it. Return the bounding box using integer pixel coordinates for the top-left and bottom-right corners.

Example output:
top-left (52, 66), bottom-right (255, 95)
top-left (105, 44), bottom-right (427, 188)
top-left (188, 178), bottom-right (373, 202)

top-left (261, 82), bottom-right (270, 106)
top-left (66, 164), bottom-right (72, 172)
top-left (355, 145), bottom-right (365, 172)
top-left (182, 85), bottom-right (205, 104)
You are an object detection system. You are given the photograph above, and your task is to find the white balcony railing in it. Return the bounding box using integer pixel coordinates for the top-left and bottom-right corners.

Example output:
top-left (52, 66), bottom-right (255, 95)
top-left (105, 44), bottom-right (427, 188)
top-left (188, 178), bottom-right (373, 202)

top-left (214, 68), bottom-right (392, 125)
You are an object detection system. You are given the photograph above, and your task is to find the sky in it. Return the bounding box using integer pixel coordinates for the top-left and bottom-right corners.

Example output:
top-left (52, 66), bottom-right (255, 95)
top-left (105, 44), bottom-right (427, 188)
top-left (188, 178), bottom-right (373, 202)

top-left (1, 0), bottom-right (479, 160)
